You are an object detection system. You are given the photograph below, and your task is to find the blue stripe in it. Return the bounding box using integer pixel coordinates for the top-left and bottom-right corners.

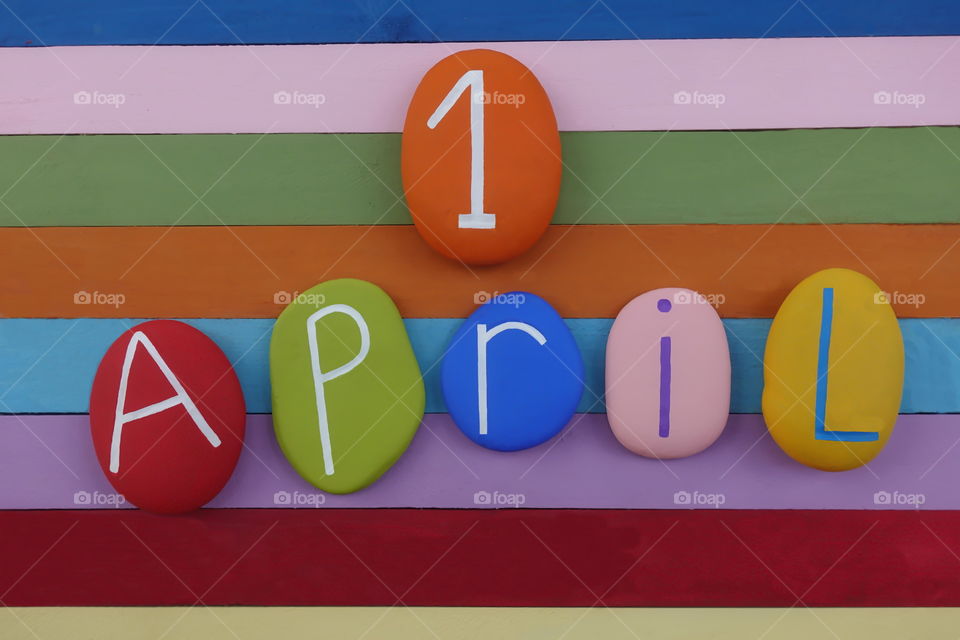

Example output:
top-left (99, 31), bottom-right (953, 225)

top-left (0, 318), bottom-right (956, 414)
top-left (2, 1), bottom-right (958, 46)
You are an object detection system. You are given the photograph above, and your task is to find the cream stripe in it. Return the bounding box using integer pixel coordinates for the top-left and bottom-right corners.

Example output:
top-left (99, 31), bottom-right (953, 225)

top-left (3, 607), bottom-right (957, 639)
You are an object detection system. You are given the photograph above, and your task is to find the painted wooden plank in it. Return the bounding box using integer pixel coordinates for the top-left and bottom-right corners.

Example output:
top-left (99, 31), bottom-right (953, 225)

top-left (1, 414), bottom-right (957, 510)
top-left (2, 38), bottom-right (958, 134)
top-left (5, 607), bottom-right (960, 640)
top-left (3, 0), bottom-right (959, 45)
top-left (2, 224), bottom-right (956, 318)
top-left (1, 318), bottom-right (957, 414)
top-left (2, 129), bottom-right (960, 226)
top-left (2, 509), bottom-right (960, 605)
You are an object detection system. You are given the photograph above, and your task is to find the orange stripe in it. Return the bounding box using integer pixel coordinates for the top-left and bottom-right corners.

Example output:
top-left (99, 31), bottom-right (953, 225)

top-left (5, 224), bottom-right (956, 318)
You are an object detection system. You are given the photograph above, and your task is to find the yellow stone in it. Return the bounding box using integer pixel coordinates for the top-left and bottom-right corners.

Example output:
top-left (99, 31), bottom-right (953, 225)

top-left (762, 268), bottom-right (904, 471)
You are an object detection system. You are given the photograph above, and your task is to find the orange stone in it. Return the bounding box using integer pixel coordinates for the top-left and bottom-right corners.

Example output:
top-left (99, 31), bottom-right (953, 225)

top-left (402, 49), bottom-right (561, 266)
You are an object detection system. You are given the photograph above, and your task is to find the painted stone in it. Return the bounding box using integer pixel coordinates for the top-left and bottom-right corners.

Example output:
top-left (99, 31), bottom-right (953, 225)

top-left (89, 320), bottom-right (246, 514)
top-left (441, 291), bottom-right (583, 451)
top-left (606, 288), bottom-right (731, 459)
top-left (763, 268), bottom-right (904, 471)
top-left (402, 48), bottom-right (561, 265)
top-left (270, 279), bottom-right (424, 494)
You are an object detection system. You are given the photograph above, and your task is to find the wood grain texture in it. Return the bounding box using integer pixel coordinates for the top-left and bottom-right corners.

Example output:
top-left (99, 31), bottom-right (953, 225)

top-left (3, 1), bottom-right (958, 45)
top-left (2, 318), bottom-right (958, 414)
top-left (5, 607), bottom-right (960, 639)
top-left (3, 38), bottom-right (958, 133)
top-left (3, 509), bottom-right (960, 606)
top-left (3, 224), bottom-right (957, 318)
top-left (2, 129), bottom-right (960, 226)
top-left (2, 414), bottom-right (958, 510)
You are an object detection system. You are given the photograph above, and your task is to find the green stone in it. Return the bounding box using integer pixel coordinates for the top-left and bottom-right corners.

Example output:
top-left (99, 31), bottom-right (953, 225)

top-left (270, 279), bottom-right (425, 494)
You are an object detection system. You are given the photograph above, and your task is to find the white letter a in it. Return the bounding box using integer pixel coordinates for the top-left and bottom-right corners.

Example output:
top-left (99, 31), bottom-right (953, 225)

top-left (110, 331), bottom-right (221, 474)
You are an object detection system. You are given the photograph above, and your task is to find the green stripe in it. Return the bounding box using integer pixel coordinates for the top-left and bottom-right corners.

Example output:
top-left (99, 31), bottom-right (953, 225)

top-left (2, 128), bottom-right (958, 226)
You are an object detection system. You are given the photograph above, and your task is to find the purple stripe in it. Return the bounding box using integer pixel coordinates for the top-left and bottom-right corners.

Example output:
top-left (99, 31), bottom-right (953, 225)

top-left (0, 414), bottom-right (954, 510)
top-left (659, 336), bottom-right (671, 438)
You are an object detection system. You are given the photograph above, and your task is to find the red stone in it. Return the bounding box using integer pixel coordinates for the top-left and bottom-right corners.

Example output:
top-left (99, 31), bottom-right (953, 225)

top-left (89, 320), bottom-right (245, 513)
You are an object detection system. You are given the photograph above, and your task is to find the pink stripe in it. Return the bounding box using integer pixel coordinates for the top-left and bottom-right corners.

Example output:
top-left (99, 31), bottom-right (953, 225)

top-left (2, 37), bottom-right (957, 134)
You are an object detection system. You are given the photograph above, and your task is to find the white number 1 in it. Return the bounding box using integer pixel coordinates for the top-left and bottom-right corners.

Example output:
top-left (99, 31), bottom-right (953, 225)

top-left (427, 69), bottom-right (496, 230)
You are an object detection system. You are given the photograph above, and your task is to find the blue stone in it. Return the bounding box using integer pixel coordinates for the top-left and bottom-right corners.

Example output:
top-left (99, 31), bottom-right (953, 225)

top-left (441, 291), bottom-right (584, 451)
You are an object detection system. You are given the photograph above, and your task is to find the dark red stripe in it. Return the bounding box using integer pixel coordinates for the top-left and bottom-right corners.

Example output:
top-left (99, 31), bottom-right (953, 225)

top-left (2, 509), bottom-right (957, 606)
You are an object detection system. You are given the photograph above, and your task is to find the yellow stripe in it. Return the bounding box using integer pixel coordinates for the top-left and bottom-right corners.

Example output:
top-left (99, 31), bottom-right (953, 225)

top-left (3, 607), bottom-right (957, 639)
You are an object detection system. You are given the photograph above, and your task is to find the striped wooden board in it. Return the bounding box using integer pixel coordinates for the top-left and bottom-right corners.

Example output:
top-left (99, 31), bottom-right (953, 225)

top-left (0, 414), bottom-right (956, 509)
top-left (2, 39), bottom-right (958, 133)
top-left (2, 318), bottom-right (958, 414)
top-left (2, 129), bottom-right (959, 226)
top-left (3, 1), bottom-right (958, 45)
top-left (2, 1), bottom-right (959, 632)
top-left (3, 225), bottom-right (956, 317)
top-left (8, 607), bottom-right (960, 639)
top-left (2, 509), bottom-right (959, 606)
